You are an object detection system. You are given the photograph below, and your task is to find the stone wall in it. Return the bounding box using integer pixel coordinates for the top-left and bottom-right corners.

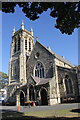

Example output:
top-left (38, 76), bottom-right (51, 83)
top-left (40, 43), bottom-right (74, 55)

top-left (27, 41), bottom-right (55, 80)
top-left (35, 83), bottom-right (50, 105)
top-left (77, 67), bottom-right (80, 98)
top-left (55, 58), bottom-right (72, 69)
top-left (57, 66), bottom-right (79, 102)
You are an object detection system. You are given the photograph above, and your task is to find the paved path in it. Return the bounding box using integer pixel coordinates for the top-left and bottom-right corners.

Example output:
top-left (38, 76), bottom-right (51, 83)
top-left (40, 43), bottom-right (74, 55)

top-left (0, 103), bottom-right (80, 113)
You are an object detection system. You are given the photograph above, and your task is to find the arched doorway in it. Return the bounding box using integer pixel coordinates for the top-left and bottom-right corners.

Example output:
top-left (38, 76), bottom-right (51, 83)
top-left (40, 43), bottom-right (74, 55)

top-left (20, 91), bottom-right (25, 106)
top-left (41, 89), bottom-right (48, 105)
top-left (29, 85), bottom-right (35, 101)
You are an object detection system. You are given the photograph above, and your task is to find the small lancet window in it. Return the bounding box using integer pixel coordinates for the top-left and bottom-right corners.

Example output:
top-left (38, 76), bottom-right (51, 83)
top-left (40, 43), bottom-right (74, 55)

top-left (25, 40), bottom-right (27, 50)
top-left (14, 65), bottom-right (17, 75)
top-left (18, 36), bottom-right (20, 51)
top-left (11, 65), bottom-right (13, 78)
top-left (29, 40), bottom-right (31, 51)
top-left (14, 38), bottom-right (16, 53)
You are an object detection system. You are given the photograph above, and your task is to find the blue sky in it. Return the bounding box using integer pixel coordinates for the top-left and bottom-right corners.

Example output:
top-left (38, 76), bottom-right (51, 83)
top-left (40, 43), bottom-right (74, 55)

top-left (2, 5), bottom-right (78, 74)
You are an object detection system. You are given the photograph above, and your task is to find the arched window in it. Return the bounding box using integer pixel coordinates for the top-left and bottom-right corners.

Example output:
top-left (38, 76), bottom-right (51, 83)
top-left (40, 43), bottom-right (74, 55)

top-left (65, 79), bottom-right (69, 94)
top-left (68, 79), bottom-right (73, 93)
top-left (65, 75), bottom-right (73, 94)
top-left (35, 62), bottom-right (44, 78)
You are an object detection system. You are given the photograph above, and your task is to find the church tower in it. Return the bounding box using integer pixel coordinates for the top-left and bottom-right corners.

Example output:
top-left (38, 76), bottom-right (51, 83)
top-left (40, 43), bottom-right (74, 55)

top-left (8, 21), bottom-right (34, 85)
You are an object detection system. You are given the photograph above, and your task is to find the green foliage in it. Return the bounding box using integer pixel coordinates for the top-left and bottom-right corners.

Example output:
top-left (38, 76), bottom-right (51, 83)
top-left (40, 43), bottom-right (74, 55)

top-left (2, 2), bottom-right (80, 35)
top-left (0, 72), bottom-right (8, 89)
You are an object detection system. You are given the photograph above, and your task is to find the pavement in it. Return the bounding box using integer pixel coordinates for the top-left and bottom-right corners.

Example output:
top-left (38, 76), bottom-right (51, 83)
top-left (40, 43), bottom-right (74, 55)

top-left (0, 103), bottom-right (80, 113)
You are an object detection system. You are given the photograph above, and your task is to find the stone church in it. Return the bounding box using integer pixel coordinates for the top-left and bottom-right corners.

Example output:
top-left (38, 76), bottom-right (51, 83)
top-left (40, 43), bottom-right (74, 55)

top-left (7, 21), bottom-right (79, 106)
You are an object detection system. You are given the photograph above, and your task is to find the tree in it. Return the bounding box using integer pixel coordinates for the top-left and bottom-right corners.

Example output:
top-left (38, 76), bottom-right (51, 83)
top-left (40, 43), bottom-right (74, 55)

top-left (2, 2), bottom-right (80, 35)
top-left (0, 72), bottom-right (8, 89)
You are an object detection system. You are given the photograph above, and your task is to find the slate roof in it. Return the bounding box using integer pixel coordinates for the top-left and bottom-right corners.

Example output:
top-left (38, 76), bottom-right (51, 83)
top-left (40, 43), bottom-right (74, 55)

top-left (31, 76), bottom-right (52, 85)
top-left (36, 41), bottom-right (75, 67)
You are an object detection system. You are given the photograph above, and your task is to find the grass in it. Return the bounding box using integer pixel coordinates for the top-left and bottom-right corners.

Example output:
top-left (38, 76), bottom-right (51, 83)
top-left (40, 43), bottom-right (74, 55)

top-left (23, 108), bottom-right (79, 118)
top-left (2, 108), bottom-right (80, 119)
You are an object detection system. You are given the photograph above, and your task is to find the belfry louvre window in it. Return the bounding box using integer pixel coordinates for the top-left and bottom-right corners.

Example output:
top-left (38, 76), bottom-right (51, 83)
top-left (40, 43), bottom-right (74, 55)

top-left (25, 40), bottom-right (27, 50)
top-left (35, 62), bottom-right (44, 78)
top-left (29, 41), bottom-right (31, 51)
top-left (18, 36), bottom-right (20, 51)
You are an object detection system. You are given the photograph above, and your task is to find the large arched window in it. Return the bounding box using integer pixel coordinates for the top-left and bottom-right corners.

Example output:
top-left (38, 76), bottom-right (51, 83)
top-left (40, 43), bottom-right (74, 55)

top-left (65, 75), bottom-right (73, 94)
top-left (35, 62), bottom-right (44, 78)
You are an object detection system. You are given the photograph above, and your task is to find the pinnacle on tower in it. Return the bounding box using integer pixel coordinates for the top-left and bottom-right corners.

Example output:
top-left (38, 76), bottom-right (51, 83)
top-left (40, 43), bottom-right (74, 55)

top-left (30, 27), bottom-right (33, 36)
top-left (12, 27), bottom-right (16, 36)
top-left (36, 37), bottom-right (38, 41)
top-left (21, 20), bottom-right (24, 30)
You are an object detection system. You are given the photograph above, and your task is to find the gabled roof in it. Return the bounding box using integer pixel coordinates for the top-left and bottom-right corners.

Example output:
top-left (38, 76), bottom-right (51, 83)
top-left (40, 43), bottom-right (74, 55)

top-left (31, 76), bottom-right (52, 85)
top-left (36, 41), bottom-right (75, 67)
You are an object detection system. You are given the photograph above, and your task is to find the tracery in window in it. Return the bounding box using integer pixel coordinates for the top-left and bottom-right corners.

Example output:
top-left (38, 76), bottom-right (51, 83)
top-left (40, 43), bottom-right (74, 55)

top-left (65, 75), bottom-right (73, 94)
top-left (35, 62), bottom-right (44, 78)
